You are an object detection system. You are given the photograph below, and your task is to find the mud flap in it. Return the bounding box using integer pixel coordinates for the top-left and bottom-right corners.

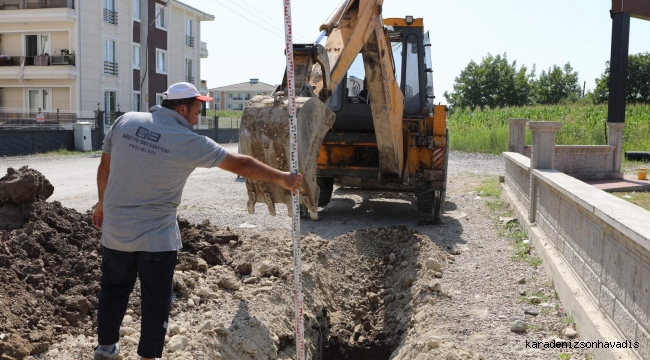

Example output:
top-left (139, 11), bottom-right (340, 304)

top-left (240, 95), bottom-right (336, 220)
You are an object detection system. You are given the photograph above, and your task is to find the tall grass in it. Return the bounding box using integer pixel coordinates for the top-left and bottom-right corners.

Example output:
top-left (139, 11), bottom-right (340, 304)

top-left (448, 104), bottom-right (650, 154)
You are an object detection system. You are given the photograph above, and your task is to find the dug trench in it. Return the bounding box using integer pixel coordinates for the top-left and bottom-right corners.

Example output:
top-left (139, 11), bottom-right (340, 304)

top-left (0, 166), bottom-right (483, 359)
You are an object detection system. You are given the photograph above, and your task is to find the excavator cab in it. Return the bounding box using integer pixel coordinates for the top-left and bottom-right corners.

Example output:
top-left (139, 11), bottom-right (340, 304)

top-left (240, 1), bottom-right (447, 223)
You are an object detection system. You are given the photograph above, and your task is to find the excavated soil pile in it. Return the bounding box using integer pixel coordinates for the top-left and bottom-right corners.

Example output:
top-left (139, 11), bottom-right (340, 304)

top-left (0, 167), bottom-right (235, 360)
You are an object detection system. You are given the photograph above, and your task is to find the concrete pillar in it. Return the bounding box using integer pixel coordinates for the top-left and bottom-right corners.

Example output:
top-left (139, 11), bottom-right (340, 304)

top-left (607, 122), bottom-right (625, 174)
top-left (528, 121), bottom-right (562, 223)
top-left (507, 118), bottom-right (528, 155)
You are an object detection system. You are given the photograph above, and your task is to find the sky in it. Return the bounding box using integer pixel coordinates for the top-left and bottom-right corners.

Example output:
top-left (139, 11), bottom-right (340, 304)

top-left (182, 0), bottom-right (650, 104)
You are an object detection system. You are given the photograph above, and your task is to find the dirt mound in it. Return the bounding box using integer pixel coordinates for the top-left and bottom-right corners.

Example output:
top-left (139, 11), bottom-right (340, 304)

top-left (0, 166), bottom-right (54, 206)
top-left (0, 168), bottom-right (236, 360)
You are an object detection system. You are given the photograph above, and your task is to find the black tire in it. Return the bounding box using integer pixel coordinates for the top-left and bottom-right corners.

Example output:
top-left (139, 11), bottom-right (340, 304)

top-left (416, 181), bottom-right (434, 213)
top-left (317, 177), bottom-right (334, 207)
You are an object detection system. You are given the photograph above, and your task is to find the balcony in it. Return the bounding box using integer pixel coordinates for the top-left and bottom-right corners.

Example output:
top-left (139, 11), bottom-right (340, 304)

top-left (185, 35), bottom-right (194, 47)
top-left (103, 8), bottom-right (117, 25)
top-left (0, 55), bottom-right (76, 80)
top-left (200, 41), bottom-right (208, 58)
top-left (103, 61), bottom-right (118, 76)
top-left (200, 79), bottom-right (208, 93)
top-left (185, 75), bottom-right (194, 83)
top-left (0, 0), bottom-right (73, 9)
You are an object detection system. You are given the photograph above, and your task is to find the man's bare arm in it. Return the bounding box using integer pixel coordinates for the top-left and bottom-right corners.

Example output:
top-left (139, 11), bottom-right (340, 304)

top-left (92, 152), bottom-right (111, 228)
top-left (217, 153), bottom-right (303, 194)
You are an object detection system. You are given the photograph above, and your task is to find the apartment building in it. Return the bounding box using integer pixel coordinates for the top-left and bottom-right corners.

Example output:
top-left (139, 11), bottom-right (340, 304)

top-left (0, 0), bottom-right (212, 118)
top-left (208, 78), bottom-right (275, 111)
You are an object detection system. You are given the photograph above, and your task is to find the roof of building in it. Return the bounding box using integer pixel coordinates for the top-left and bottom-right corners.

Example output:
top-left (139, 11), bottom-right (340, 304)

top-left (172, 0), bottom-right (215, 21)
top-left (209, 80), bottom-right (276, 92)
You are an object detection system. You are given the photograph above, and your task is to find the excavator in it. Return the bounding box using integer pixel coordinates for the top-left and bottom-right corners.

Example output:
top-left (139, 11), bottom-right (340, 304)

top-left (240, 0), bottom-right (448, 223)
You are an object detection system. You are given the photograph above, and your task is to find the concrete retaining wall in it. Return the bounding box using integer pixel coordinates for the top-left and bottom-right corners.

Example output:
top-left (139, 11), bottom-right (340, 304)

top-left (524, 145), bottom-right (621, 180)
top-left (503, 152), bottom-right (650, 360)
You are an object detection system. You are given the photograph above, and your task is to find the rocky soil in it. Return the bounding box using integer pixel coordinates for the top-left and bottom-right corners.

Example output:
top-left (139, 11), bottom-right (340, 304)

top-left (0, 154), bottom-right (591, 359)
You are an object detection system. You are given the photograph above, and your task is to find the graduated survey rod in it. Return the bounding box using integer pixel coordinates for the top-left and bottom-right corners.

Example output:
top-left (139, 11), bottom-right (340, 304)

top-left (282, 0), bottom-right (305, 359)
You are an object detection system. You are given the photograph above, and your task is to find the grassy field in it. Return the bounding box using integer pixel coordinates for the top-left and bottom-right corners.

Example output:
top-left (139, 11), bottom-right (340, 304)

top-left (447, 104), bottom-right (650, 155)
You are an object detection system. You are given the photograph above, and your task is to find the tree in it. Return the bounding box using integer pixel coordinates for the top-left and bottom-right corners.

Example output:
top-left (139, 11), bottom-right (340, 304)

top-left (532, 63), bottom-right (581, 105)
top-left (592, 52), bottom-right (650, 104)
top-left (444, 53), bottom-right (535, 110)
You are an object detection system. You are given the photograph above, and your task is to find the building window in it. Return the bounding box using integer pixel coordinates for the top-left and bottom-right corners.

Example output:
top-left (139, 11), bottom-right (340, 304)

top-left (27, 88), bottom-right (50, 112)
top-left (133, 44), bottom-right (140, 69)
top-left (133, 0), bottom-right (141, 20)
top-left (185, 18), bottom-right (194, 47)
top-left (155, 4), bottom-right (166, 30)
top-left (228, 93), bottom-right (233, 99)
top-left (156, 93), bottom-right (164, 105)
top-left (227, 104), bottom-right (232, 109)
top-left (104, 90), bottom-right (117, 124)
top-left (24, 34), bottom-right (50, 66)
top-left (214, 93), bottom-right (220, 101)
top-left (104, 39), bottom-right (118, 75)
top-left (133, 92), bottom-right (141, 111)
top-left (103, 0), bottom-right (118, 25)
top-left (185, 58), bottom-right (193, 83)
top-left (156, 49), bottom-right (167, 74)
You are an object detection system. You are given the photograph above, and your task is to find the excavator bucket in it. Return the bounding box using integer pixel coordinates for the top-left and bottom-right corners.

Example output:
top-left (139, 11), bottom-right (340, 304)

top-left (239, 94), bottom-right (336, 220)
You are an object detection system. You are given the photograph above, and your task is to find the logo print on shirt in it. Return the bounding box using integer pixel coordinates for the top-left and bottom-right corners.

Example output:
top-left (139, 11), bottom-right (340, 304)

top-left (135, 126), bottom-right (162, 142)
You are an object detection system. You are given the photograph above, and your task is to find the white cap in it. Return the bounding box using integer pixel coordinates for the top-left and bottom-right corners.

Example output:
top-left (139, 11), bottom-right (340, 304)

top-left (162, 82), bottom-right (212, 102)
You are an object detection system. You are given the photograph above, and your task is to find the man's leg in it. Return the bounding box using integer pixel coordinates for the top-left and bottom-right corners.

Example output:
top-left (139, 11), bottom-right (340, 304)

top-left (136, 251), bottom-right (177, 359)
top-left (97, 247), bottom-right (138, 347)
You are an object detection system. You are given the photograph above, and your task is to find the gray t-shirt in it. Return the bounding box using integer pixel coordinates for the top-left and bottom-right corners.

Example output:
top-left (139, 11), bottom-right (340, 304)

top-left (101, 106), bottom-right (228, 252)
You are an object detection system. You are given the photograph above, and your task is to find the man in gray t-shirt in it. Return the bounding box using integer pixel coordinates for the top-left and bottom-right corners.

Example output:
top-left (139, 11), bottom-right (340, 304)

top-left (91, 82), bottom-right (302, 360)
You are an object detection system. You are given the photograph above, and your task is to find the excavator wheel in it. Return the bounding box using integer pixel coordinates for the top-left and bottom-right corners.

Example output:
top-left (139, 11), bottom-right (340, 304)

top-left (317, 177), bottom-right (334, 207)
top-left (416, 182), bottom-right (444, 224)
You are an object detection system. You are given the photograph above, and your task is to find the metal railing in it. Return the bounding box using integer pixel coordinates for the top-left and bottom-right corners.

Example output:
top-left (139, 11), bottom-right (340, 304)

top-left (103, 8), bottom-right (117, 24)
top-left (186, 76), bottom-right (194, 83)
top-left (0, 108), bottom-right (97, 130)
top-left (103, 61), bottom-right (118, 76)
top-left (0, 0), bottom-right (74, 10)
top-left (0, 55), bottom-right (75, 66)
top-left (185, 35), bottom-right (194, 47)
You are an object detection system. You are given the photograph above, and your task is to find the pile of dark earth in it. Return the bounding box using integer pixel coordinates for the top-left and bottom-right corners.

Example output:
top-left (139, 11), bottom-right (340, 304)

top-left (0, 166), bottom-right (234, 360)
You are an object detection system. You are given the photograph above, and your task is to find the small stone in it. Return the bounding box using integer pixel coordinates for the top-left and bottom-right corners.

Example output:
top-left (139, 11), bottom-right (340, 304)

top-left (524, 308), bottom-right (539, 316)
top-left (120, 327), bottom-right (135, 336)
top-left (563, 328), bottom-right (577, 339)
top-left (358, 335), bottom-right (366, 343)
top-left (401, 261), bottom-right (408, 267)
top-left (388, 253), bottom-right (396, 262)
top-left (122, 315), bottom-right (133, 325)
top-left (425, 258), bottom-right (443, 272)
top-left (193, 296), bottom-right (201, 306)
top-left (228, 240), bottom-right (238, 248)
top-left (517, 278), bottom-right (526, 284)
top-left (386, 265), bottom-right (394, 271)
top-left (429, 279), bottom-right (442, 292)
top-left (168, 335), bottom-right (189, 351)
top-left (403, 277), bottom-right (413, 289)
top-left (528, 296), bottom-right (542, 304)
top-left (123, 336), bottom-right (138, 345)
top-left (519, 290), bottom-right (527, 296)
top-left (187, 299), bottom-right (195, 307)
top-left (237, 263), bottom-right (252, 275)
top-left (434, 272), bottom-right (443, 278)
top-left (169, 325), bottom-right (182, 335)
top-left (412, 243), bottom-right (419, 251)
top-left (368, 292), bottom-right (379, 304)
top-left (510, 319), bottom-right (527, 333)
top-left (199, 321), bottom-right (214, 332)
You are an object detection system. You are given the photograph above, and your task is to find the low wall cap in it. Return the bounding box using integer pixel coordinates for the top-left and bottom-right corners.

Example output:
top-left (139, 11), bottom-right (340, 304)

top-left (529, 121), bottom-right (563, 131)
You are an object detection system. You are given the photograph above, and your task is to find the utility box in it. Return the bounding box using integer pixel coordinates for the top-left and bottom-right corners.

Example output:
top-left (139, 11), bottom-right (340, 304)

top-left (73, 122), bottom-right (92, 151)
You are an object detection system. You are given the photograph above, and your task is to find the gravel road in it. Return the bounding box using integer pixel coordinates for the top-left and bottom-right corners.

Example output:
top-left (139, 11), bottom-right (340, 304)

top-left (2, 148), bottom-right (592, 359)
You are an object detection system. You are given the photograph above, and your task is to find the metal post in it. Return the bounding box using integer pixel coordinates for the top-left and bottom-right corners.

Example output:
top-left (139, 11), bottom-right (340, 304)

top-left (607, 12), bottom-right (630, 124)
top-left (97, 110), bottom-right (105, 145)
